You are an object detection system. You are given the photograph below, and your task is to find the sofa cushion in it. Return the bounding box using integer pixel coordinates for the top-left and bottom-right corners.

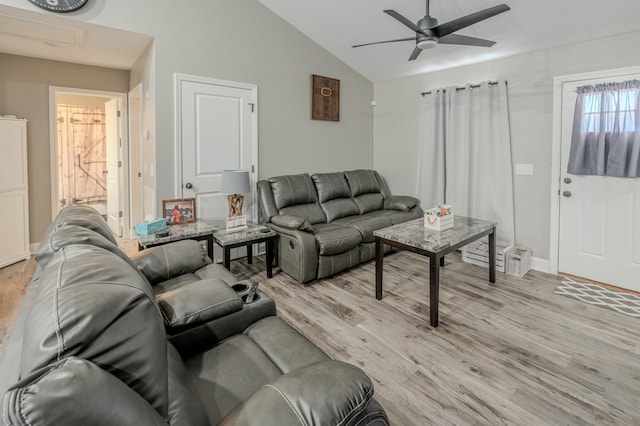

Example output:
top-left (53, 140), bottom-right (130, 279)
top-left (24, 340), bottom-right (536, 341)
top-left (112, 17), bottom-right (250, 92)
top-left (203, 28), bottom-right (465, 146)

top-left (244, 316), bottom-right (328, 374)
top-left (312, 223), bottom-right (362, 256)
top-left (269, 173), bottom-right (318, 209)
top-left (270, 214), bottom-right (315, 233)
top-left (219, 360), bottom-right (374, 426)
top-left (353, 192), bottom-right (384, 214)
top-left (35, 224), bottom-right (135, 271)
top-left (344, 169), bottom-right (382, 197)
top-left (131, 240), bottom-right (211, 285)
top-left (332, 214), bottom-right (392, 243)
top-left (39, 205), bottom-right (117, 252)
top-left (4, 357), bottom-right (167, 426)
top-left (20, 244), bottom-right (168, 418)
top-left (312, 172), bottom-right (351, 203)
top-left (279, 203), bottom-right (327, 225)
top-left (320, 198), bottom-right (361, 223)
top-left (167, 342), bottom-right (209, 425)
top-left (157, 278), bottom-right (243, 333)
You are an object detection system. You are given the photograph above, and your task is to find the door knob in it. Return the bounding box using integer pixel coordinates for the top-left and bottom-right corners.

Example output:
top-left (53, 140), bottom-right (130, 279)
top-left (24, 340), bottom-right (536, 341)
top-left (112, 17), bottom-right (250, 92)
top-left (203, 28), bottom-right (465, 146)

top-left (562, 191), bottom-right (572, 197)
top-left (185, 182), bottom-right (193, 190)
top-left (563, 177), bottom-right (572, 184)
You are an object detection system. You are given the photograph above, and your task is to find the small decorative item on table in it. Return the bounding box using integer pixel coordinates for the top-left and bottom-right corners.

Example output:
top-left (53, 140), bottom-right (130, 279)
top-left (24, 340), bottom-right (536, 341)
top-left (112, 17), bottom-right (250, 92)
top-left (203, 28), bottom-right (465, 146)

top-left (162, 198), bottom-right (196, 225)
top-left (134, 217), bottom-right (167, 236)
top-left (424, 204), bottom-right (454, 231)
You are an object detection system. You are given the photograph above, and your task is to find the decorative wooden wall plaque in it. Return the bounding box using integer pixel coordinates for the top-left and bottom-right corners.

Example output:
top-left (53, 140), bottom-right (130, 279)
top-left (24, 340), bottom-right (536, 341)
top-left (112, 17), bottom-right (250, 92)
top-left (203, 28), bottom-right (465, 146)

top-left (311, 74), bottom-right (340, 121)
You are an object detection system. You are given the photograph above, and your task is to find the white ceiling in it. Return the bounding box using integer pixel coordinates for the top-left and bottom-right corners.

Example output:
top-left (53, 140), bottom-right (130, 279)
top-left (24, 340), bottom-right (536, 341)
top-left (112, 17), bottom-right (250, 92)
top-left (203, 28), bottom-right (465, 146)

top-left (258, 0), bottom-right (640, 82)
top-left (0, 5), bottom-right (151, 70)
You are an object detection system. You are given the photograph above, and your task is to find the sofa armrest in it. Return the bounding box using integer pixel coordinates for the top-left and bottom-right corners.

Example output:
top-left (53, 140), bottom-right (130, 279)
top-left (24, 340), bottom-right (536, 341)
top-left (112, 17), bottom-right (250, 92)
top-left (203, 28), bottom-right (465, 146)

top-left (268, 224), bottom-right (319, 283)
top-left (384, 195), bottom-right (420, 212)
top-left (157, 277), bottom-right (243, 333)
top-left (130, 240), bottom-right (210, 285)
top-left (270, 214), bottom-right (315, 232)
top-left (219, 360), bottom-right (374, 426)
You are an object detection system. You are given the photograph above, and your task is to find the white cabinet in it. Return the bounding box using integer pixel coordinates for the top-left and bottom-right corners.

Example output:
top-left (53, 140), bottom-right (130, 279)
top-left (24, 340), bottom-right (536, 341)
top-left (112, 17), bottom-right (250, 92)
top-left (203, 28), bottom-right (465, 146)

top-left (0, 117), bottom-right (30, 268)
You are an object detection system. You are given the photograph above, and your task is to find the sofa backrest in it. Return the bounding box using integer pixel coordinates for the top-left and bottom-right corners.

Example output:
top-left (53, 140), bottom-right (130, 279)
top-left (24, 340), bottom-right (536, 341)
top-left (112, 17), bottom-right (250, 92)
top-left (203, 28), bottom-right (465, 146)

top-left (344, 170), bottom-right (385, 214)
top-left (19, 244), bottom-right (169, 418)
top-left (267, 174), bottom-right (327, 224)
top-left (312, 172), bottom-right (360, 223)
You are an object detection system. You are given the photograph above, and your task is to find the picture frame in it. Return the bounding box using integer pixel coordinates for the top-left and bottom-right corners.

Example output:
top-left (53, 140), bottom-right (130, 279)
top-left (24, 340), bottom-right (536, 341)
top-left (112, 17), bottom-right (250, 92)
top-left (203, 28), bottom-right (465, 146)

top-left (311, 74), bottom-right (340, 121)
top-left (162, 198), bottom-right (196, 224)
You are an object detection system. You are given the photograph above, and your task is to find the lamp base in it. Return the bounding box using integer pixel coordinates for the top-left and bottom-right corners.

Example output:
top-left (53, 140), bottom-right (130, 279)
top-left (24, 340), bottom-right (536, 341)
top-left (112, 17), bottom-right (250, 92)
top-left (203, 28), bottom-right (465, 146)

top-left (227, 194), bottom-right (244, 218)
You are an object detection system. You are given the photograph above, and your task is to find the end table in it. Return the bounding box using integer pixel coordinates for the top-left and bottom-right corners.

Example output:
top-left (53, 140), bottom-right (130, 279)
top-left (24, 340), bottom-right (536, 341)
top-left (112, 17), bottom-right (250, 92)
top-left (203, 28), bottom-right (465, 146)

top-left (136, 220), bottom-right (217, 257)
top-left (213, 224), bottom-right (277, 278)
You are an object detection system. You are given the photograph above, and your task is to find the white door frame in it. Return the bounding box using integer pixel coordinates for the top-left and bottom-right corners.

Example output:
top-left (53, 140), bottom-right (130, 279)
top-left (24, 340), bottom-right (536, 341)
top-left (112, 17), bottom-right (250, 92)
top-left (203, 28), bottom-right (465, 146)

top-left (173, 73), bottom-right (259, 220)
top-left (549, 65), bottom-right (640, 274)
top-left (128, 83), bottom-right (144, 224)
top-left (49, 86), bottom-right (131, 235)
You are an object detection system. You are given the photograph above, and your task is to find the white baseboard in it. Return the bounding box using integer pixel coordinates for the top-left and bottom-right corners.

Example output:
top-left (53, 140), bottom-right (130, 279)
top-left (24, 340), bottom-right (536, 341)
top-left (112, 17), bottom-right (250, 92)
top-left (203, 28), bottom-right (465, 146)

top-left (530, 256), bottom-right (551, 274)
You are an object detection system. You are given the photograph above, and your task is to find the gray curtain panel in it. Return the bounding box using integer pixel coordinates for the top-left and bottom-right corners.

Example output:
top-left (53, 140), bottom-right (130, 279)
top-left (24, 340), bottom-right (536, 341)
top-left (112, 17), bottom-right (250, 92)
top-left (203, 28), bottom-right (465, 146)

top-left (567, 80), bottom-right (640, 177)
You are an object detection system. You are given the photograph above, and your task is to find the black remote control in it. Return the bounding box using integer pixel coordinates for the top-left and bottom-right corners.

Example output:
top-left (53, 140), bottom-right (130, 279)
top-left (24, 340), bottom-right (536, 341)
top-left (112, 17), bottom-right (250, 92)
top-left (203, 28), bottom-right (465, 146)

top-left (245, 282), bottom-right (259, 303)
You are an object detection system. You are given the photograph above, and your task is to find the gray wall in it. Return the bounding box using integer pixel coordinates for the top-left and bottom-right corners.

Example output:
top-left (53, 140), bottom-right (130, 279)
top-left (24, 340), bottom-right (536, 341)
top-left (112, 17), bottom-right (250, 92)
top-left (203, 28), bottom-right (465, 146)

top-left (373, 30), bottom-right (640, 263)
top-left (1, 0), bottom-right (374, 237)
top-left (0, 53), bottom-right (129, 242)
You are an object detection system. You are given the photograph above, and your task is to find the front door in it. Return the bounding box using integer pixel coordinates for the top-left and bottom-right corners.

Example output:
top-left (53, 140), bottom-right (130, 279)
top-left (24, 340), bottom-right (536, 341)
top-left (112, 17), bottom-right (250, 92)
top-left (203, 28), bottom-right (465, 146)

top-left (558, 72), bottom-right (640, 292)
top-left (177, 75), bottom-right (257, 223)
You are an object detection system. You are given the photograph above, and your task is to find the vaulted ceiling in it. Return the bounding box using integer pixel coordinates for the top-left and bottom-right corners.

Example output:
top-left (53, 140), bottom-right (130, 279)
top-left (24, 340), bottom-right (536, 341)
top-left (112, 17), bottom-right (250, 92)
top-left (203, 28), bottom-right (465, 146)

top-left (258, 0), bottom-right (640, 82)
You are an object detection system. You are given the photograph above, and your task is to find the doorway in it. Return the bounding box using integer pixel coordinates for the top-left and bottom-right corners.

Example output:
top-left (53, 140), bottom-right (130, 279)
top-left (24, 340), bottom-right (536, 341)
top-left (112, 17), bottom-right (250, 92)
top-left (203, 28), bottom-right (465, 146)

top-left (551, 66), bottom-right (640, 292)
top-left (49, 87), bottom-right (130, 237)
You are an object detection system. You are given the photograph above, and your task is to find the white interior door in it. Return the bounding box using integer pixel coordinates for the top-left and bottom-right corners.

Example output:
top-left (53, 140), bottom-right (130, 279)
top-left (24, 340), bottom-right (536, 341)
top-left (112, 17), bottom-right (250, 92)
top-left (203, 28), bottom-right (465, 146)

top-left (559, 73), bottom-right (640, 292)
top-left (105, 98), bottom-right (122, 235)
top-left (178, 76), bottom-right (257, 223)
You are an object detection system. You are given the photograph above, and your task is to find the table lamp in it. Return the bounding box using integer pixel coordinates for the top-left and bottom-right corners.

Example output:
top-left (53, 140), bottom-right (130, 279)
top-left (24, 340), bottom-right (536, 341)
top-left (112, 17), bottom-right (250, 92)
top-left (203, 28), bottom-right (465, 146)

top-left (221, 170), bottom-right (250, 218)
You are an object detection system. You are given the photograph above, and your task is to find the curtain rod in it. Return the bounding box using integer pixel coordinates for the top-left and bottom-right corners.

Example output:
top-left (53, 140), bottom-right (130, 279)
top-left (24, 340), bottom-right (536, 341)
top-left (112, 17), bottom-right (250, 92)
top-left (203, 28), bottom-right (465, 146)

top-left (421, 80), bottom-right (505, 97)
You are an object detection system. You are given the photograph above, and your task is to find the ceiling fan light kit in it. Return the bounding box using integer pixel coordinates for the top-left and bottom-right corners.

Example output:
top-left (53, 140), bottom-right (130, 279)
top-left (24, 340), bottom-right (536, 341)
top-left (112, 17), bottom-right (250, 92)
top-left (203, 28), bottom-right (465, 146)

top-left (353, 0), bottom-right (510, 61)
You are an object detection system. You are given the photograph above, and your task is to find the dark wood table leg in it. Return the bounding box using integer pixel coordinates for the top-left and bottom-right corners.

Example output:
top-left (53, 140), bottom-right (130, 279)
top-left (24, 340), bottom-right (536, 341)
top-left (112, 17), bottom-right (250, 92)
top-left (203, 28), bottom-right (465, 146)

top-left (247, 244), bottom-right (253, 264)
top-left (224, 247), bottom-right (231, 271)
top-left (440, 256), bottom-right (445, 267)
top-left (489, 227), bottom-right (496, 283)
top-left (375, 237), bottom-right (384, 300)
top-left (429, 254), bottom-right (440, 327)
top-left (205, 235), bottom-right (214, 260)
top-left (266, 237), bottom-right (274, 278)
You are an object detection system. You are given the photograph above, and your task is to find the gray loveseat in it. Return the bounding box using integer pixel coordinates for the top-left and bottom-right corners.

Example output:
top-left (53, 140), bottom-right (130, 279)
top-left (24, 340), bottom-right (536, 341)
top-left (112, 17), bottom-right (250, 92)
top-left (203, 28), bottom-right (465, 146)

top-left (258, 169), bottom-right (422, 283)
top-left (0, 205), bottom-right (388, 425)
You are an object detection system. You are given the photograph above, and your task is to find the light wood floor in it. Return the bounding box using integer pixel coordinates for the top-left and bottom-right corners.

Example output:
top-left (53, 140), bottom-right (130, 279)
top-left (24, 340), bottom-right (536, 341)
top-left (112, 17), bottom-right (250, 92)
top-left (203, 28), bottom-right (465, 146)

top-left (229, 251), bottom-right (640, 426)
top-left (2, 246), bottom-right (639, 425)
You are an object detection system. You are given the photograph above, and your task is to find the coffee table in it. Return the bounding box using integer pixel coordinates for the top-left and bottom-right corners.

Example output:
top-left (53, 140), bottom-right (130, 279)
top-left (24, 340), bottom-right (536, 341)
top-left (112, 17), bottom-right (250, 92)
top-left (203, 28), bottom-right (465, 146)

top-left (213, 224), bottom-right (277, 278)
top-left (373, 216), bottom-right (497, 327)
top-left (137, 220), bottom-right (217, 257)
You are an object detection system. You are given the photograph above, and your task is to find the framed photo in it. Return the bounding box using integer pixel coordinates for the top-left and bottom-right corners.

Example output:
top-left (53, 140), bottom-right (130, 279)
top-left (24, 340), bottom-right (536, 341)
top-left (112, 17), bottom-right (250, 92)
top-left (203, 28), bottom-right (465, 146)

top-left (162, 198), bottom-right (196, 224)
top-left (311, 74), bottom-right (340, 121)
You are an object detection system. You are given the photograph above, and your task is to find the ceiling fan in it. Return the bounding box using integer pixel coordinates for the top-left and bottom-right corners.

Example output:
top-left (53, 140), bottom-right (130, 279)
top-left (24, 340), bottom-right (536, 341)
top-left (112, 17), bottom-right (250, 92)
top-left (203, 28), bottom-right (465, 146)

top-left (352, 0), bottom-right (510, 61)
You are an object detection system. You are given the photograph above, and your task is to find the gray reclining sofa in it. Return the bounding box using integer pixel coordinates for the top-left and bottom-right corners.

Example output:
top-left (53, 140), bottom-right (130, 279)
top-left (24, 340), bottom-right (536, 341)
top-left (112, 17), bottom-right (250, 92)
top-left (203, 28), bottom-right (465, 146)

top-left (258, 169), bottom-right (423, 283)
top-left (0, 205), bottom-right (388, 425)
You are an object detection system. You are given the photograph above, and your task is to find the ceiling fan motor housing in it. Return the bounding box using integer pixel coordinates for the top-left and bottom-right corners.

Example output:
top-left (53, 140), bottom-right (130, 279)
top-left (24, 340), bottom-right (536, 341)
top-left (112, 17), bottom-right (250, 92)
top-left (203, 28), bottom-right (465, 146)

top-left (417, 16), bottom-right (438, 49)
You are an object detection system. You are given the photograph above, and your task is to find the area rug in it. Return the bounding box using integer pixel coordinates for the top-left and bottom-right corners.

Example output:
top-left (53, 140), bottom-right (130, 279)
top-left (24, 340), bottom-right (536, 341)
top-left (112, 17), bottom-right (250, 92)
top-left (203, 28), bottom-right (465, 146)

top-left (554, 277), bottom-right (640, 318)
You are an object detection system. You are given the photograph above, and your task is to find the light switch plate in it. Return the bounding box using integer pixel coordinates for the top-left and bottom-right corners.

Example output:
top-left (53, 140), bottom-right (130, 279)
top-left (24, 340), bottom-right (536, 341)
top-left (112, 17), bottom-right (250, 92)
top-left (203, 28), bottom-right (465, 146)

top-left (515, 163), bottom-right (534, 175)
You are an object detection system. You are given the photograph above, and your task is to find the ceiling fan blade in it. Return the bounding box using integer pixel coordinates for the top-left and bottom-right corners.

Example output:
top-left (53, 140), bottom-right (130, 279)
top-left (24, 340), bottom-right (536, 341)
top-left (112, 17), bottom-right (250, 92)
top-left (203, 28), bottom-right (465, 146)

top-left (432, 4), bottom-right (510, 38)
top-left (352, 37), bottom-right (416, 48)
top-left (438, 34), bottom-right (496, 47)
top-left (384, 10), bottom-right (428, 36)
top-left (409, 46), bottom-right (422, 61)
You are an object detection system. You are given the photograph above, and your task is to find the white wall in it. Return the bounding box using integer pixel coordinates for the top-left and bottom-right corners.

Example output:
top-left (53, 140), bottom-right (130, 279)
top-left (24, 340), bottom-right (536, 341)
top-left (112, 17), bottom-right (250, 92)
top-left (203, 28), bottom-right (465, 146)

top-left (0, 0), bottom-right (373, 214)
top-left (374, 30), bottom-right (640, 262)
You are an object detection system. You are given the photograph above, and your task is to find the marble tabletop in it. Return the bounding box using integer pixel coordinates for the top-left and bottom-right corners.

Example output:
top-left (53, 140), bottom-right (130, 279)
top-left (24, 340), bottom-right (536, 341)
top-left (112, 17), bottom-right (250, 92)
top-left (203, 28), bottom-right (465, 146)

top-left (213, 224), bottom-right (276, 246)
top-left (373, 216), bottom-right (497, 253)
top-left (137, 220), bottom-right (218, 247)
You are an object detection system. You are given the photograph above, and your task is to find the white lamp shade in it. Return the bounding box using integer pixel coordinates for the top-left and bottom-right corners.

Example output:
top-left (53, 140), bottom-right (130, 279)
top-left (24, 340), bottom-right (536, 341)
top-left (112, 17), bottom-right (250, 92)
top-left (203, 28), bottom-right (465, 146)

top-left (221, 170), bottom-right (250, 194)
